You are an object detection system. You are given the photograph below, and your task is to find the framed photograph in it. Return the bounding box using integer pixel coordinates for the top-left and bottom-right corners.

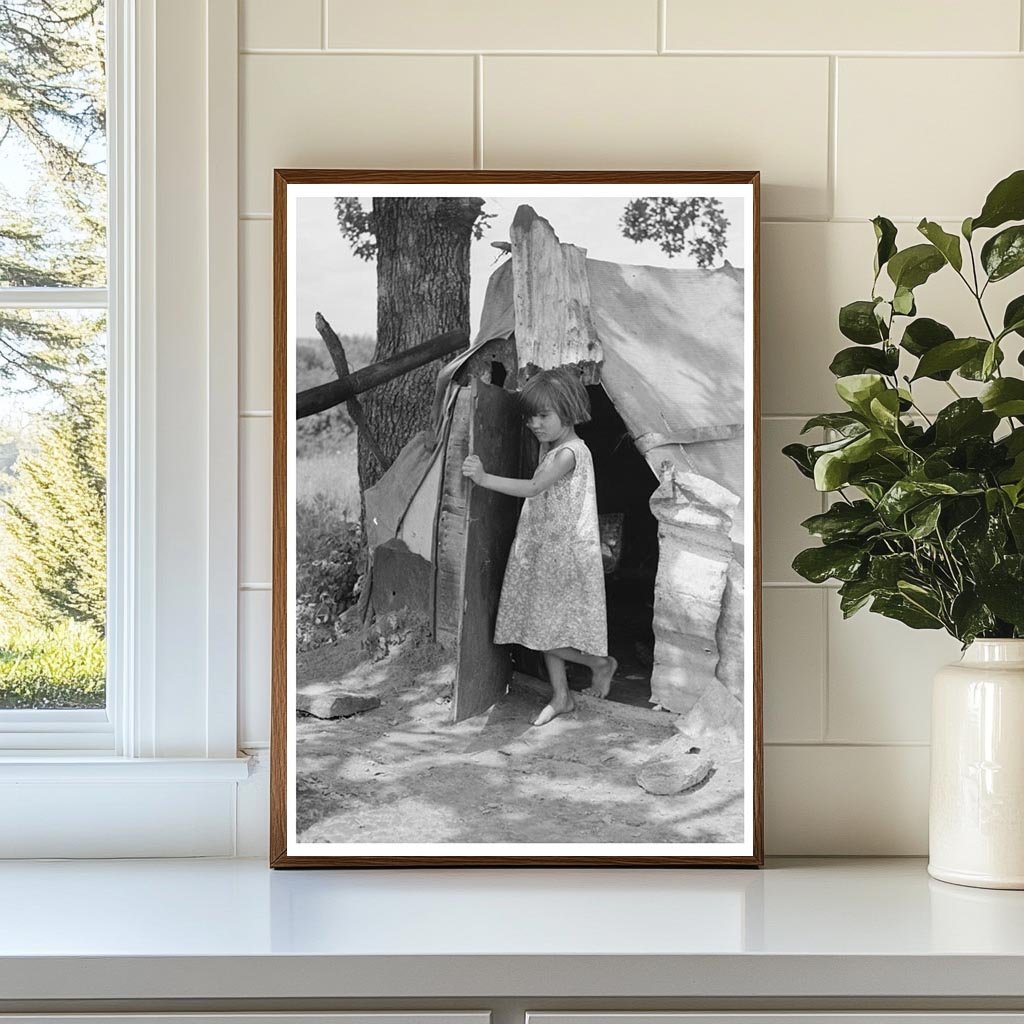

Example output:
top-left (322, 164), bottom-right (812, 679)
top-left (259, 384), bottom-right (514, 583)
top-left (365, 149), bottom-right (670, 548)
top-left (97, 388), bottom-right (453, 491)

top-left (271, 170), bottom-right (762, 867)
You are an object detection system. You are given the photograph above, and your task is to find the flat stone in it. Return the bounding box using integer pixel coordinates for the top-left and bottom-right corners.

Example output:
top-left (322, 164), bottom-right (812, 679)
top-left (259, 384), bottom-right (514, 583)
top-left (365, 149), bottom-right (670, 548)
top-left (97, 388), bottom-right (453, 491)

top-left (636, 734), bottom-right (714, 796)
top-left (675, 678), bottom-right (743, 743)
top-left (296, 691), bottom-right (381, 720)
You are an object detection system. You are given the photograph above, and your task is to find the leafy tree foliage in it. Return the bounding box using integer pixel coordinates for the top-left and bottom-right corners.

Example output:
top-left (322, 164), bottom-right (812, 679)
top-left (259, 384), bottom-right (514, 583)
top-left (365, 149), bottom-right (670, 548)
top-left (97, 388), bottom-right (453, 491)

top-left (0, 0), bottom-right (106, 396)
top-left (334, 197), bottom-right (493, 261)
top-left (0, 373), bottom-right (106, 632)
top-left (620, 197), bottom-right (730, 268)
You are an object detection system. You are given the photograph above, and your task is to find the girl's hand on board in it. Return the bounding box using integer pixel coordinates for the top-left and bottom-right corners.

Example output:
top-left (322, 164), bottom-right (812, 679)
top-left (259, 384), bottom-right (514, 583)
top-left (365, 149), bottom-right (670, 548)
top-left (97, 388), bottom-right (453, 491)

top-left (462, 454), bottom-right (486, 484)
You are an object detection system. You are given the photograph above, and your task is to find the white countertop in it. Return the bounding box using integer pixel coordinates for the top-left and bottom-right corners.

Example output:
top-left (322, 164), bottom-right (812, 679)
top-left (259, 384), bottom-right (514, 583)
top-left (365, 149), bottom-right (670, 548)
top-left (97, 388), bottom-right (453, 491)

top-left (2, 857), bottom-right (1024, 1002)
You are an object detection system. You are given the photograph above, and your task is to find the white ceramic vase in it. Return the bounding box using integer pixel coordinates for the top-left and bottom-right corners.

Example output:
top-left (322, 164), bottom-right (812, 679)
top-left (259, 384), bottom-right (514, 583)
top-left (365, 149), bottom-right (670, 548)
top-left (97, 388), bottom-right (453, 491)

top-left (929, 639), bottom-right (1024, 889)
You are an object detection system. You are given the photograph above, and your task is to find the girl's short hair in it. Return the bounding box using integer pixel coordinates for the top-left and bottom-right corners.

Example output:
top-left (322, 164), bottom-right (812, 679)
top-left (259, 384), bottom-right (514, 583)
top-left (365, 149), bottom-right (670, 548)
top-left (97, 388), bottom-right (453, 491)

top-left (519, 367), bottom-right (592, 425)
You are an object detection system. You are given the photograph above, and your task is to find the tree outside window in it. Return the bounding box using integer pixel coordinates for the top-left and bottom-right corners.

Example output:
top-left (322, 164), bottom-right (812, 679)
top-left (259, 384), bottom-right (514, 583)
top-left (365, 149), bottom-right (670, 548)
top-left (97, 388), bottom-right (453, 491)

top-left (0, 0), bottom-right (107, 709)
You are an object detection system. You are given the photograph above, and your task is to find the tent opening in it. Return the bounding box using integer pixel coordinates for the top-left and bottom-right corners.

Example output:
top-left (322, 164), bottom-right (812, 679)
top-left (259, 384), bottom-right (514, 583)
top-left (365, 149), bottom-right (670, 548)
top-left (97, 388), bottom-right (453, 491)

top-left (576, 384), bottom-right (660, 708)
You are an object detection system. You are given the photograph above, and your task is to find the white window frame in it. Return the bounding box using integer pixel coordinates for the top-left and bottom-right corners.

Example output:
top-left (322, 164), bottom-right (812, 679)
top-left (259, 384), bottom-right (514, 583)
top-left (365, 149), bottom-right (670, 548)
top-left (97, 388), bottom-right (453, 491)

top-left (0, 5), bottom-right (123, 752)
top-left (0, 0), bottom-right (248, 858)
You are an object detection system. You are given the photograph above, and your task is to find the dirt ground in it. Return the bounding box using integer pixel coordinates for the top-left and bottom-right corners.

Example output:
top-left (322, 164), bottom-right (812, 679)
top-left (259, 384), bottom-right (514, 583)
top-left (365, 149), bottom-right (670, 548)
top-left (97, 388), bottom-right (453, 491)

top-left (296, 618), bottom-right (745, 844)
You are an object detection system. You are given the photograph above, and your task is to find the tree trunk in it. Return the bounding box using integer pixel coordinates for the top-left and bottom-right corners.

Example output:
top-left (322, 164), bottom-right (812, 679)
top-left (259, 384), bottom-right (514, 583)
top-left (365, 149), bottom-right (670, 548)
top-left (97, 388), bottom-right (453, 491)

top-left (360, 197), bottom-right (484, 496)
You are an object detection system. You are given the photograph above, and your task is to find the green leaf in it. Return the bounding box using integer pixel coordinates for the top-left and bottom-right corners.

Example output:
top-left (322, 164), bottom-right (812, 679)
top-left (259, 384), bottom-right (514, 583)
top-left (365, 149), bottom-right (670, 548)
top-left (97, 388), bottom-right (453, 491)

top-left (981, 225), bottom-right (1024, 282)
top-left (829, 345), bottom-right (899, 378)
top-left (900, 319), bottom-right (955, 380)
top-left (979, 377), bottom-right (1024, 418)
top-left (800, 501), bottom-right (879, 543)
top-left (1003, 481), bottom-right (1024, 506)
top-left (868, 552), bottom-right (915, 587)
top-left (950, 593), bottom-right (996, 644)
top-left (877, 479), bottom-right (958, 524)
top-left (892, 286), bottom-right (916, 316)
top-left (792, 543), bottom-right (866, 584)
top-left (814, 450), bottom-right (851, 491)
top-left (800, 412), bottom-right (866, 435)
top-left (976, 577), bottom-right (1024, 629)
top-left (1008, 508), bottom-right (1024, 548)
top-left (868, 389), bottom-right (902, 430)
top-left (917, 219), bottom-right (963, 272)
top-left (982, 341), bottom-right (1001, 381)
top-left (985, 487), bottom-right (1008, 514)
top-left (782, 442), bottom-right (814, 479)
top-left (933, 470), bottom-right (987, 493)
top-left (1003, 295), bottom-right (1024, 339)
top-left (908, 500), bottom-right (942, 539)
top-left (838, 578), bottom-right (880, 618)
top-left (887, 243), bottom-right (946, 291)
top-left (971, 168), bottom-right (1024, 232)
top-left (933, 399), bottom-right (998, 444)
top-left (1006, 427), bottom-right (1024, 456)
top-left (839, 300), bottom-right (886, 345)
top-left (962, 216), bottom-right (974, 241)
top-left (840, 432), bottom-right (888, 470)
top-left (911, 338), bottom-right (988, 381)
top-left (960, 344), bottom-right (1004, 380)
top-left (835, 373), bottom-right (886, 413)
top-left (872, 216), bottom-right (898, 278)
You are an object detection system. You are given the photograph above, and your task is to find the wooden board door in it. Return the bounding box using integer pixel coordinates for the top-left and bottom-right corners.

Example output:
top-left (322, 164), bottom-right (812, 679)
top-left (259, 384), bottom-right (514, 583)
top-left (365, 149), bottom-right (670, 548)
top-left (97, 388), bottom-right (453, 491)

top-left (448, 379), bottom-right (522, 722)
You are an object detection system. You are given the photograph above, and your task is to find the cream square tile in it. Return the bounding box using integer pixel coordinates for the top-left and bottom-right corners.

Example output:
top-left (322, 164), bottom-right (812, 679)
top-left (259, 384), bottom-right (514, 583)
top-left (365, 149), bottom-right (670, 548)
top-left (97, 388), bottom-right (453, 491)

top-left (766, 744), bottom-right (929, 854)
top-left (762, 222), bottom-right (851, 417)
top-left (761, 417), bottom-right (825, 584)
top-left (762, 221), bottom-right (1022, 416)
top-left (666, 0), bottom-right (1020, 53)
top-left (763, 588), bottom-right (824, 743)
top-left (241, 0), bottom-right (321, 50)
top-left (239, 589), bottom-right (272, 746)
top-left (240, 416), bottom-right (273, 586)
top-left (483, 56), bottom-right (830, 220)
top-left (241, 55), bottom-right (474, 213)
top-left (827, 596), bottom-right (961, 744)
top-left (240, 220), bottom-right (273, 411)
top-left (836, 59), bottom-right (1024, 221)
top-left (328, 0), bottom-right (657, 51)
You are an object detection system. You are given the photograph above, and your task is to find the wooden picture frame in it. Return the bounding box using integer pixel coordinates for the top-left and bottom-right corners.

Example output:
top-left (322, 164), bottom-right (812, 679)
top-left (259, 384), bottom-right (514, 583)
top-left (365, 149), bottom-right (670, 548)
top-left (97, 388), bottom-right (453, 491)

top-left (271, 170), bottom-right (762, 867)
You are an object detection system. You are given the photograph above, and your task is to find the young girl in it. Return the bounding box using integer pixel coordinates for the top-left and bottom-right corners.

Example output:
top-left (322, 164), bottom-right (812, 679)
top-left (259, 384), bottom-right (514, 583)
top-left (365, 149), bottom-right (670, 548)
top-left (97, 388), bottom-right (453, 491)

top-left (462, 368), bottom-right (617, 726)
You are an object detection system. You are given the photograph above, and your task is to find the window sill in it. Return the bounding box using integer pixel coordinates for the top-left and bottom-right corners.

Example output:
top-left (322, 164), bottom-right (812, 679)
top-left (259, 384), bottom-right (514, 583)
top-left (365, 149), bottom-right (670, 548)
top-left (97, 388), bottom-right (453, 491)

top-left (0, 754), bottom-right (252, 782)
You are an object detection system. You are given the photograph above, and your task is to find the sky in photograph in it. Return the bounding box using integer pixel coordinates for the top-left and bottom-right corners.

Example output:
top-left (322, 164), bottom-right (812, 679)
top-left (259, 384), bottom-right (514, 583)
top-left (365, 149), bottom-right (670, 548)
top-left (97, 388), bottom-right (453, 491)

top-left (296, 195), bottom-right (745, 340)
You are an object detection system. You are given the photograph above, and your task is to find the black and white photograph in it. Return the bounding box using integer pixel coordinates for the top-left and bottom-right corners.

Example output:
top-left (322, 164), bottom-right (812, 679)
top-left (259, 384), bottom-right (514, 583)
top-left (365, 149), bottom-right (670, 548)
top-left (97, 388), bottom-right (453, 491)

top-left (272, 171), bottom-right (761, 866)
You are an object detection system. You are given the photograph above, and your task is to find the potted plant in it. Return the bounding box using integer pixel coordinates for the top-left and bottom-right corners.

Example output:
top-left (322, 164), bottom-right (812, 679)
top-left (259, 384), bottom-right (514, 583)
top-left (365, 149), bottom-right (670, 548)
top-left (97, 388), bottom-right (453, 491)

top-left (785, 169), bottom-right (1024, 889)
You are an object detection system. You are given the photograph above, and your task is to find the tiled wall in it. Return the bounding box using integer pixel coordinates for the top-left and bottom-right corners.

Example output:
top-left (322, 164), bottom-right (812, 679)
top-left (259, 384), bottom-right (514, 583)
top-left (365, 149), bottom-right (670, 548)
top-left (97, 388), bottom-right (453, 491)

top-left (236, 0), bottom-right (1024, 854)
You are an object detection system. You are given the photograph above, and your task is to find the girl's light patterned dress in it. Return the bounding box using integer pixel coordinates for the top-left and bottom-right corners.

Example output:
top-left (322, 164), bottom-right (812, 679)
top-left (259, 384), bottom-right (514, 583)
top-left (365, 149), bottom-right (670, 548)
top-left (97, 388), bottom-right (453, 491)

top-left (493, 436), bottom-right (607, 656)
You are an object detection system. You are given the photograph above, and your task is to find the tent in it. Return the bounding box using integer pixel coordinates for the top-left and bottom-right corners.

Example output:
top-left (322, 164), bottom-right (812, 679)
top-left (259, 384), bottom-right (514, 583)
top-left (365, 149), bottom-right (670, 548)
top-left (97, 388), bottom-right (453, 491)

top-left (364, 204), bottom-right (747, 728)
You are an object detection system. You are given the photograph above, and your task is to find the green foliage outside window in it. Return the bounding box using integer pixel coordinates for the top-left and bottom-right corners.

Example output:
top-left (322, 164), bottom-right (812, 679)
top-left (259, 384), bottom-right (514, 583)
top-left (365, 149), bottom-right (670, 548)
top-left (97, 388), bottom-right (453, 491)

top-left (0, 1), bottom-right (107, 708)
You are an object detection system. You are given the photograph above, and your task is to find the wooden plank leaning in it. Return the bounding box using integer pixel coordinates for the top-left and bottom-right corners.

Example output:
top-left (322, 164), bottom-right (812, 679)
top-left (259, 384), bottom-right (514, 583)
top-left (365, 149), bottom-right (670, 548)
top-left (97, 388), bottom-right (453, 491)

top-left (296, 329), bottom-right (470, 420)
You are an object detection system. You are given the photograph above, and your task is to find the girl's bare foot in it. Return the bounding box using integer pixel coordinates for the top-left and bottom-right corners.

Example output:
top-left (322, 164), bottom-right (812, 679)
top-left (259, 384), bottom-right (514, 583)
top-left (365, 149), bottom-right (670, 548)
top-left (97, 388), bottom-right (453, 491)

top-left (532, 693), bottom-right (575, 727)
top-left (583, 656), bottom-right (618, 699)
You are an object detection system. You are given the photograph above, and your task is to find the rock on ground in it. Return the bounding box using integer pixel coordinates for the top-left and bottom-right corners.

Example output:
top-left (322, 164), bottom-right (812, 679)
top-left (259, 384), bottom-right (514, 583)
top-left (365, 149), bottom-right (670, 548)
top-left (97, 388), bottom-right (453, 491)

top-left (636, 734), bottom-right (714, 795)
top-left (296, 691), bottom-right (381, 719)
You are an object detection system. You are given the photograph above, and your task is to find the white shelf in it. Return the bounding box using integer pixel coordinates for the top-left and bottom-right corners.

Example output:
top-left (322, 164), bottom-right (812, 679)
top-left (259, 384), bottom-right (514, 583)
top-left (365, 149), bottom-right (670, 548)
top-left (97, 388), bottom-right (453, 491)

top-left (1, 857), bottom-right (1023, 1002)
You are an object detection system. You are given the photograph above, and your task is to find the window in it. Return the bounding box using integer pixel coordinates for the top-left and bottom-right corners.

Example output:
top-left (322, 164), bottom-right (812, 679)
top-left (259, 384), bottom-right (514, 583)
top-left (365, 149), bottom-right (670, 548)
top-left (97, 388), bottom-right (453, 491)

top-left (0, 0), bottom-right (111, 748)
top-left (0, 0), bottom-right (247, 857)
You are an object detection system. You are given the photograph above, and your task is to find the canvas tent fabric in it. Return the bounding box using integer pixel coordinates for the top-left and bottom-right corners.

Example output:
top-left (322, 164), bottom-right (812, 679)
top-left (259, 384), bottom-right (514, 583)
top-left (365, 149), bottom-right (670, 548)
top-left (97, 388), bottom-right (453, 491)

top-left (442, 251), bottom-right (747, 554)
